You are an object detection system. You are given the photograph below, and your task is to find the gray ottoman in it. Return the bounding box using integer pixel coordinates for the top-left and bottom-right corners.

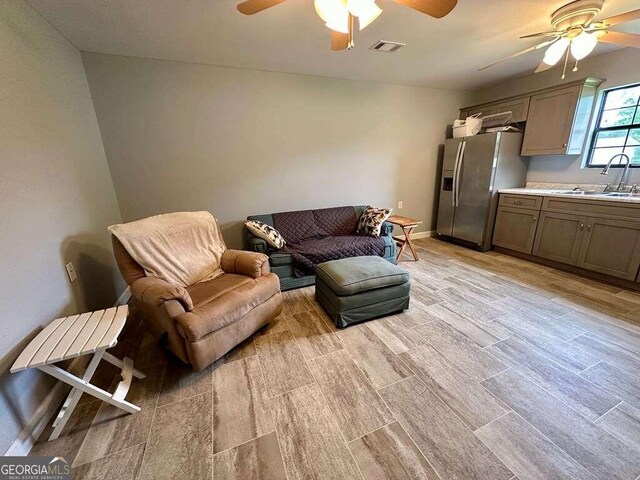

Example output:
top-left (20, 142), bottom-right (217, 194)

top-left (315, 256), bottom-right (410, 328)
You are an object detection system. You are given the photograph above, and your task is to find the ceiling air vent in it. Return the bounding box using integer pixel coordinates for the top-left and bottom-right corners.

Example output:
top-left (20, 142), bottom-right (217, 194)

top-left (369, 40), bottom-right (405, 53)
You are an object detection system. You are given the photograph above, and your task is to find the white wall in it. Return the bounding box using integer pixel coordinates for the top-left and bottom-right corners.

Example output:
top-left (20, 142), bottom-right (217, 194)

top-left (81, 52), bottom-right (472, 247)
top-left (0, 0), bottom-right (124, 453)
top-left (473, 48), bottom-right (640, 186)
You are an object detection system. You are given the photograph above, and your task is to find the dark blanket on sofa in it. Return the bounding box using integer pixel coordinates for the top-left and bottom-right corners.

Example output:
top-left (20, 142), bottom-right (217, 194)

top-left (283, 236), bottom-right (386, 276)
top-left (273, 207), bottom-right (386, 277)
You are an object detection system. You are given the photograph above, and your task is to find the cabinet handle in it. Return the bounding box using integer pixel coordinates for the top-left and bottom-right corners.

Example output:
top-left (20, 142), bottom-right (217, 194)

top-left (579, 223), bottom-right (584, 230)
top-left (532, 217), bottom-right (537, 222)
top-left (562, 143), bottom-right (567, 147)
top-left (587, 224), bottom-right (592, 231)
top-left (513, 200), bottom-right (524, 205)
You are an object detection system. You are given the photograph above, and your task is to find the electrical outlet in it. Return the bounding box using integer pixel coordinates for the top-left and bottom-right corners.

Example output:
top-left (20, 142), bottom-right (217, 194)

top-left (65, 262), bottom-right (77, 282)
top-left (397, 201), bottom-right (403, 209)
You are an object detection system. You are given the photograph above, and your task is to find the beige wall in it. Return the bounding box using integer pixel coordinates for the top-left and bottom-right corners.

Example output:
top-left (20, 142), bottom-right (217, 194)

top-left (473, 48), bottom-right (640, 186)
top-left (0, 1), bottom-right (124, 453)
top-left (81, 52), bottom-right (472, 247)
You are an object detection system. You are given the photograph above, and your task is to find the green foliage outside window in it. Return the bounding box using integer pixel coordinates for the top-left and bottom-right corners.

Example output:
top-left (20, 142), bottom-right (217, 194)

top-left (588, 84), bottom-right (640, 167)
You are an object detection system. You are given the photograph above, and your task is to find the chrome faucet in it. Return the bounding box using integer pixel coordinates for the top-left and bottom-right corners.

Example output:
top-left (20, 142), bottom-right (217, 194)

top-left (601, 153), bottom-right (631, 192)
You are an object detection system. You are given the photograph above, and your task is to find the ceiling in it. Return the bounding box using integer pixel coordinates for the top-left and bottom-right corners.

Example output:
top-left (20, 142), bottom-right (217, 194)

top-left (26, 0), bottom-right (640, 90)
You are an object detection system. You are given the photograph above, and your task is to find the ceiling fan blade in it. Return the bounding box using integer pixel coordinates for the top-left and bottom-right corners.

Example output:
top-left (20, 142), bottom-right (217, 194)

top-left (478, 39), bottom-right (557, 71)
top-left (236, 0), bottom-right (287, 15)
top-left (331, 31), bottom-right (350, 50)
top-left (534, 61), bottom-right (553, 73)
top-left (391, 0), bottom-right (457, 18)
top-left (598, 31), bottom-right (640, 48)
top-left (598, 8), bottom-right (640, 27)
top-left (519, 31), bottom-right (561, 39)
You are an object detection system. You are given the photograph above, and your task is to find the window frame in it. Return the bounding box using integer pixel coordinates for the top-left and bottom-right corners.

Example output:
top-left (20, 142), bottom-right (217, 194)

top-left (585, 83), bottom-right (640, 169)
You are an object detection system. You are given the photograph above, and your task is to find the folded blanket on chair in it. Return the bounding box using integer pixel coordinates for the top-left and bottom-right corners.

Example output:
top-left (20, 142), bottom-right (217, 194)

top-left (109, 211), bottom-right (226, 287)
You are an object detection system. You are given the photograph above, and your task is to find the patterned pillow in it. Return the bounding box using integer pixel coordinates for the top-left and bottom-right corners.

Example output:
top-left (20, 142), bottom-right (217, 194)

top-left (245, 220), bottom-right (286, 249)
top-left (357, 206), bottom-right (392, 237)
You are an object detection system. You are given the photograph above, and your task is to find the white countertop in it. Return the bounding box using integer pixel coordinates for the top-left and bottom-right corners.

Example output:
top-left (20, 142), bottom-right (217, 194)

top-left (499, 188), bottom-right (640, 204)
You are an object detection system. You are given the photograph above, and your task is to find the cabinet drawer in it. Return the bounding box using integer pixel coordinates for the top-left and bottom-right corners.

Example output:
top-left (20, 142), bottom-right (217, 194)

top-left (542, 197), bottom-right (640, 221)
top-left (499, 194), bottom-right (543, 210)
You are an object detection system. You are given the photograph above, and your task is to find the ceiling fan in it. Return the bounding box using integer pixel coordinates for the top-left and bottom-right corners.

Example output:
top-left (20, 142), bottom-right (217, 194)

top-left (480, 0), bottom-right (640, 78)
top-left (236, 0), bottom-right (458, 51)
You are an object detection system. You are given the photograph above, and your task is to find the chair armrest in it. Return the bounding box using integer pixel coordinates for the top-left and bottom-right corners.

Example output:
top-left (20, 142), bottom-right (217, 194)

top-left (221, 249), bottom-right (270, 279)
top-left (381, 221), bottom-right (394, 236)
top-left (244, 226), bottom-right (268, 253)
top-left (250, 238), bottom-right (268, 253)
top-left (130, 277), bottom-right (194, 312)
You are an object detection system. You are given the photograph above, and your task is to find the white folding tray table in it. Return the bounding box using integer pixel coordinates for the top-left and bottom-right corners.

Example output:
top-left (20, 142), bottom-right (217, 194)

top-left (11, 305), bottom-right (145, 440)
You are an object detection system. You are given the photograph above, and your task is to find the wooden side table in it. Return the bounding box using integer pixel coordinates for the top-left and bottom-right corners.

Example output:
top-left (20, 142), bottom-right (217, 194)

top-left (387, 215), bottom-right (423, 261)
top-left (11, 306), bottom-right (145, 440)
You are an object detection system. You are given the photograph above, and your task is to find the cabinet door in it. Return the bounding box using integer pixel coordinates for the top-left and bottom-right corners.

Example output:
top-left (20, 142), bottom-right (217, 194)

top-left (532, 211), bottom-right (586, 265)
top-left (493, 206), bottom-right (539, 254)
top-left (469, 105), bottom-right (499, 118)
top-left (497, 97), bottom-right (530, 123)
top-left (577, 217), bottom-right (640, 280)
top-left (521, 85), bottom-right (581, 156)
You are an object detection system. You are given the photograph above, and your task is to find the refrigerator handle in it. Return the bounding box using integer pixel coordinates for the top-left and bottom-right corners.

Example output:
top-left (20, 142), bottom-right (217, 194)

top-left (452, 141), bottom-right (463, 207)
top-left (455, 141), bottom-right (466, 207)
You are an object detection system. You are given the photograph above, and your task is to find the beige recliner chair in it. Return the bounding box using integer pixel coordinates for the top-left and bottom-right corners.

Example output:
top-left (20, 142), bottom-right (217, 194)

top-left (112, 237), bottom-right (282, 371)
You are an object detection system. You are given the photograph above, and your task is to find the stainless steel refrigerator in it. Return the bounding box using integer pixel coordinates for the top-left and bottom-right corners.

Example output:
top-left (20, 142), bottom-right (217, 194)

top-left (436, 132), bottom-right (528, 251)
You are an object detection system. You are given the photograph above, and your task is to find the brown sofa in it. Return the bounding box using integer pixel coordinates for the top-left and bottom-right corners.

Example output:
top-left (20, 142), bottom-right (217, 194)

top-left (112, 237), bottom-right (282, 371)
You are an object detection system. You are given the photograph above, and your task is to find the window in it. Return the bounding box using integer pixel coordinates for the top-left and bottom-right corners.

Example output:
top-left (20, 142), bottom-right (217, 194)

top-left (587, 83), bottom-right (640, 168)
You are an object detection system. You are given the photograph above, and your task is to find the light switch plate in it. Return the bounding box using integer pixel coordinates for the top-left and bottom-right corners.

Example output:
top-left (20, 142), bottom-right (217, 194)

top-left (65, 262), bottom-right (77, 282)
top-left (397, 201), bottom-right (403, 209)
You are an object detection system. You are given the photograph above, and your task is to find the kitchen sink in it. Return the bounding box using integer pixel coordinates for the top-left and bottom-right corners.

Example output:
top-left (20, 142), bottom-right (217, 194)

top-left (553, 191), bottom-right (603, 195)
top-left (548, 191), bottom-right (640, 198)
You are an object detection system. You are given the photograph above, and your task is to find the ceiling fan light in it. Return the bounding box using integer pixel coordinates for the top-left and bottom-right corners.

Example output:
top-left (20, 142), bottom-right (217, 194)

top-left (355, 2), bottom-right (382, 30)
top-left (543, 37), bottom-right (570, 66)
top-left (346, 0), bottom-right (370, 14)
top-left (314, 0), bottom-right (347, 24)
top-left (325, 18), bottom-right (349, 33)
top-left (570, 31), bottom-right (598, 60)
top-left (327, 12), bottom-right (350, 34)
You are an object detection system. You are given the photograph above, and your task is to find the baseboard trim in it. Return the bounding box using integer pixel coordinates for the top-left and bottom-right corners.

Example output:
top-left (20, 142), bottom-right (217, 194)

top-left (411, 230), bottom-right (436, 240)
top-left (6, 287), bottom-right (131, 456)
top-left (115, 286), bottom-right (131, 307)
top-left (4, 357), bottom-right (85, 456)
top-left (5, 383), bottom-right (68, 456)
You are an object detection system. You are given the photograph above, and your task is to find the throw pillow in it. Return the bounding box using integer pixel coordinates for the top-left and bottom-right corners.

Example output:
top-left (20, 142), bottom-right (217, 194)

top-left (245, 220), bottom-right (286, 249)
top-left (357, 206), bottom-right (392, 237)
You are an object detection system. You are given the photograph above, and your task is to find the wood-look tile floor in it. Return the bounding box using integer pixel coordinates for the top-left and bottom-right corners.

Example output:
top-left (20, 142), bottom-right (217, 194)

top-left (30, 238), bottom-right (640, 480)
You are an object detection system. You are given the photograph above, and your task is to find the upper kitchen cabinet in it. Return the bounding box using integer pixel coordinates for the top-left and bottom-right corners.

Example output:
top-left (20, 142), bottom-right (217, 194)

top-left (468, 104), bottom-right (500, 118)
top-left (459, 78), bottom-right (603, 156)
top-left (496, 97), bottom-right (530, 122)
top-left (521, 78), bottom-right (602, 156)
top-left (462, 97), bottom-right (530, 123)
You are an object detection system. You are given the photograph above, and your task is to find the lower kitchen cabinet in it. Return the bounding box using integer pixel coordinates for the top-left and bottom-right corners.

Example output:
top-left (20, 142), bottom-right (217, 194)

top-left (577, 217), bottom-right (640, 280)
top-left (532, 211), bottom-right (586, 265)
top-left (495, 196), bottom-right (640, 281)
top-left (492, 206), bottom-right (539, 254)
